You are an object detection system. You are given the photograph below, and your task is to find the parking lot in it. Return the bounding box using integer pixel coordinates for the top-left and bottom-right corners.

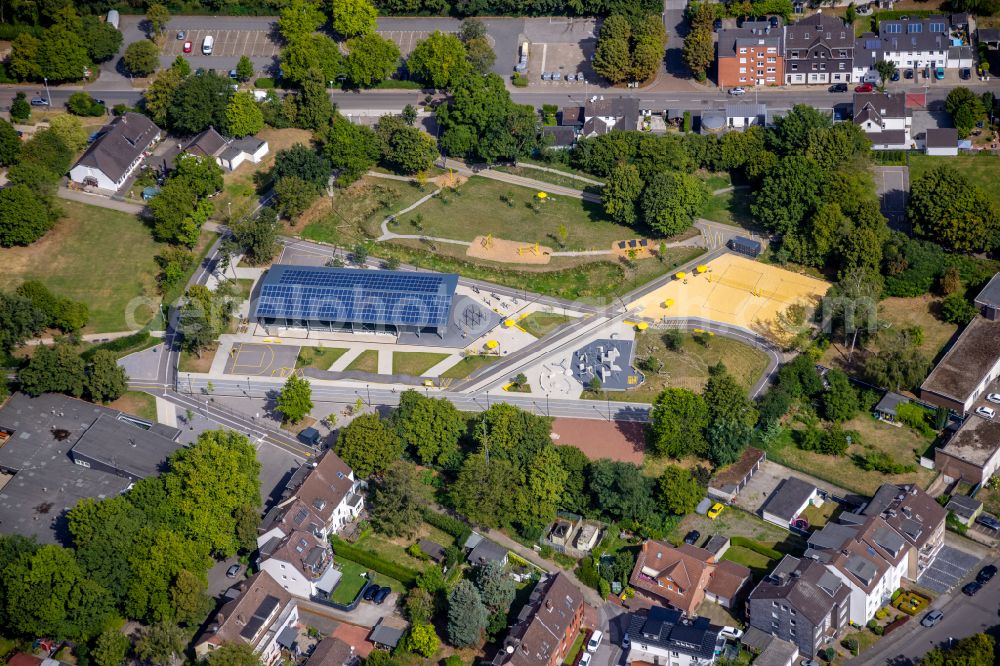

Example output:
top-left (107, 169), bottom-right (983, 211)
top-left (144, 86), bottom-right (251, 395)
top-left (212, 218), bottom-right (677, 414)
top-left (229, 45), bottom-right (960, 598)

top-left (916, 545), bottom-right (980, 593)
top-left (380, 29), bottom-right (459, 57)
top-left (162, 29), bottom-right (280, 58)
top-left (526, 41), bottom-right (596, 85)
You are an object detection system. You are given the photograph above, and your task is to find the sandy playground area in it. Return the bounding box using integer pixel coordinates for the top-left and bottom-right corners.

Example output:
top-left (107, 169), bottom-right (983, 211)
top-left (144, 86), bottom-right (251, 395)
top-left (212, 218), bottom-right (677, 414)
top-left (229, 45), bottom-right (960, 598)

top-left (467, 235), bottom-right (554, 264)
top-left (629, 254), bottom-right (830, 334)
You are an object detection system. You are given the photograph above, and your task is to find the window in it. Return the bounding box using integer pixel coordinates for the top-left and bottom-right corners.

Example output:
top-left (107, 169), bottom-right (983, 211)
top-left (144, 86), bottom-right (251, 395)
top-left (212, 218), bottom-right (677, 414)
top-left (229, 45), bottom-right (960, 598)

top-left (930, 22), bottom-right (946, 32)
top-left (791, 63), bottom-right (798, 70)
top-left (839, 62), bottom-right (845, 69)
top-left (740, 57), bottom-right (747, 63)
top-left (767, 67), bottom-right (776, 72)
top-left (768, 47), bottom-right (777, 53)
top-left (740, 77), bottom-right (747, 82)
top-left (740, 47), bottom-right (747, 53)
top-left (740, 67), bottom-right (746, 73)
top-left (766, 76), bottom-right (775, 81)
top-left (767, 57), bottom-right (776, 62)
top-left (885, 23), bottom-right (901, 34)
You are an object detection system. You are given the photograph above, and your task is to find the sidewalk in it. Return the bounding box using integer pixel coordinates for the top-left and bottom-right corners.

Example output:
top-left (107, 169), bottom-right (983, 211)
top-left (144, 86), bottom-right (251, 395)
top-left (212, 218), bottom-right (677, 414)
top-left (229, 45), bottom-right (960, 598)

top-left (57, 187), bottom-right (145, 215)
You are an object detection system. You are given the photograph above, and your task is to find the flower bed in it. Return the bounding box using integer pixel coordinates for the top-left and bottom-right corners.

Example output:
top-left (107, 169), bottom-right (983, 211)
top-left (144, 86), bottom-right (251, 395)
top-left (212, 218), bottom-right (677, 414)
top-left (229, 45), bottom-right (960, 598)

top-left (893, 590), bottom-right (929, 616)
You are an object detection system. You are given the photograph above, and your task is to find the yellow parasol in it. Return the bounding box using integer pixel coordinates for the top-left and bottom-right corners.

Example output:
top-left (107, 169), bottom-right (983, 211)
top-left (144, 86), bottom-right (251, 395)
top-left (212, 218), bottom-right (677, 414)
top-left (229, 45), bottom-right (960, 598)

top-left (696, 265), bottom-right (708, 273)
top-left (663, 298), bottom-right (674, 308)
top-left (636, 322), bottom-right (649, 331)
top-left (503, 319), bottom-right (515, 328)
top-left (674, 271), bottom-right (687, 279)
top-left (486, 339), bottom-right (499, 350)
top-left (536, 191), bottom-right (548, 199)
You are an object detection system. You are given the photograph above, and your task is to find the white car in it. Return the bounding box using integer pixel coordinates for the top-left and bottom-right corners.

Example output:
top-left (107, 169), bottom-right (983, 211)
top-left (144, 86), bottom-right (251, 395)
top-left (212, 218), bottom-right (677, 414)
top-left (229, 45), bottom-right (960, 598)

top-left (976, 406), bottom-right (996, 419)
top-left (720, 626), bottom-right (744, 640)
top-left (986, 393), bottom-right (1000, 404)
top-left (728, 87), bottom-right (746, 96)
top-left (579, 653), bottom-right (592, 666)
top-left (587, 630), bottom-right (604, 653)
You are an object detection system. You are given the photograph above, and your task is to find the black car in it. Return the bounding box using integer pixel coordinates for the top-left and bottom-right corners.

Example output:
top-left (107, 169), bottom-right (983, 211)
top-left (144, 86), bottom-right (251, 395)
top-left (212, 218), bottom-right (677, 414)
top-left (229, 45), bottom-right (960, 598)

top-left (769, 15), bottom-right (779, 27)
top-left (683, 530), bottom-right (701, 545)
top-left (977, 565), bottom-right (997, 584)
top-left (362, 583), bottom-right (379, 601)
top-left (962, 581), bottom-right (982, 596)
top-left (372, 586), bottom-right (392, 604)
top-left (713, 18), bottom-right (722, 31)
top-left (829, 83), bottom-right (848, 93)
top-left (891, 70), bottom-right (900, 81)
top-left (961, 68), bottom-right (971, 80)
top-left (976, 514), bottom-right (1000, 531)
top-left (905, 68), bottom-right (914, 79)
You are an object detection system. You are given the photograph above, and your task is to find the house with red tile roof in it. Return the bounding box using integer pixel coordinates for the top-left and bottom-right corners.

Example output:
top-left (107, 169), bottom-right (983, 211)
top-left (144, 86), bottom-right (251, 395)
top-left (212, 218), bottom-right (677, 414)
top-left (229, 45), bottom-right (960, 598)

top-left (629, 541), bottom-right (752, 615)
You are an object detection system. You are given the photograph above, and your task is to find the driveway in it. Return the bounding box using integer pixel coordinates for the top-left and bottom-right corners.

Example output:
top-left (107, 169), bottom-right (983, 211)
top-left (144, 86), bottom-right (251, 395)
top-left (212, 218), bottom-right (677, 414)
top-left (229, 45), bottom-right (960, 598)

top-left (916, 545), bottom-right (980, 594)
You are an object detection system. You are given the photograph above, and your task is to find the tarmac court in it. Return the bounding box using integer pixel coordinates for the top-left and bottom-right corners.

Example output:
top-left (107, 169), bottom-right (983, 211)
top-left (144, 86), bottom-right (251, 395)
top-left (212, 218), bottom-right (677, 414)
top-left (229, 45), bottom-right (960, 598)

top-left (225, 342), bottom-right (302, 377)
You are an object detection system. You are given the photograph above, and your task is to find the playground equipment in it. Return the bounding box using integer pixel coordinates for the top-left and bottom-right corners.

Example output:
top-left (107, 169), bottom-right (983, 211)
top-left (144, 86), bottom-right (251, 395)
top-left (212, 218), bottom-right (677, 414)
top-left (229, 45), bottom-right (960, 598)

top-left (516, 242), bottom-right (540, 257)
top-left (481, 234), bottom-right (494, 251)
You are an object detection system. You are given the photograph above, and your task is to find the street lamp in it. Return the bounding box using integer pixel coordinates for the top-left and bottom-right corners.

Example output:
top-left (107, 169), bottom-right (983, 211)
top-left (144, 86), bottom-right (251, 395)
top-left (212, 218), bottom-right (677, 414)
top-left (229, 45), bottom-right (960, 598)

top-left (43, 77), bottom-right (51, 107)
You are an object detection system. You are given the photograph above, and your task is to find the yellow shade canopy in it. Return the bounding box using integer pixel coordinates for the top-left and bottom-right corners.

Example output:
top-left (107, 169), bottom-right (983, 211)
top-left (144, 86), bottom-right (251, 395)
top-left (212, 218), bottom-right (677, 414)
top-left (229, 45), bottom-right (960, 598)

top-left (696, 265), bottom-right (708, 273)
top-left (536, 191), bottom-right (548, 199)
top-left (486, 339), bottom-right (499, 349)
top-left (663, 298), bottom-right (674, 308)
top-left (674, 272), bottom-right (686, 279)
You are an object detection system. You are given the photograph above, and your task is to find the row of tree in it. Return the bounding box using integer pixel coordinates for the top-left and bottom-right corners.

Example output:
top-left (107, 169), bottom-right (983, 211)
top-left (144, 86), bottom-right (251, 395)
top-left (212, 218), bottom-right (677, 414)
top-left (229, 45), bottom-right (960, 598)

top-left (592, 14), bottom-right (667, 85)
top-left (8, 8), bottom-right (121, 82)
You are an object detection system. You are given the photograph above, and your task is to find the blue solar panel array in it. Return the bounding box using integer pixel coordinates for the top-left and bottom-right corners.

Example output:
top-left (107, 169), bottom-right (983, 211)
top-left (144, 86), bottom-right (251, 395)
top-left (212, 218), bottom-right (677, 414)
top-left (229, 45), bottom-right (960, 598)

top-left (254, 265), bottom-right (459, 328)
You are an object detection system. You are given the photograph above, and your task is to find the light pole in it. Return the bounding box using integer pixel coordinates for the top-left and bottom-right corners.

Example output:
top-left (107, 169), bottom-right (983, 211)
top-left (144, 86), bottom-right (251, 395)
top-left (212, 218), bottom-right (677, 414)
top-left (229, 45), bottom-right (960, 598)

top-left (366, 384), bottom-right (371, 407)
top-left (43, 77), bottom-right (51, 107)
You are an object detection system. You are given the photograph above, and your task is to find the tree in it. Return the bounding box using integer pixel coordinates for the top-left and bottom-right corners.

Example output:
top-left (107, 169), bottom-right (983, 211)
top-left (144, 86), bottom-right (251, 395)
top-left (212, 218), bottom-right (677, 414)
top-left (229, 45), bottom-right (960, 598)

top-left (19, 345), bottom-right (87, 397)
top-left (231, 207), bottom-right (279, 265)
top-left (0, 120), bottom-right (21, 166)
top-left (278, 0), bottom-right (326, 41)
top-left (703, 364), bottom-right (758, 465)
top-left (682, 28), bottom-right (714, 81)
top-left (656, 465), bottom-right (703, 515)
top-left (918, 632), bottom-right (995, 666)
top-left (640, 171), bottom-right (707, 236)
top-left (68, 92), bottom-right (105, 117)
top-left (408, 31), bottom-right (469, 89)
top-left (0, 184), bottom-right (54, 246)
top-left (49, 114), bottom-right (88, 151)
top-left (9, 33), bottom-right (41, 81)
top-left (450, 453), bottom-right (516, 527)
top-left (845, 2), bottom-right (857, 24)
top-left (593, 14), bottom-right (666, 84)
top-left (272, 144), bottom-right (332, 189)
top-left (405, 587), bottom-right (435, 624)
top-left (770, 105), bottom-right (833, 154)
top-left (405, 624), bottom-right (440, 658)
top-left (376, 114), bottom-right (438, 174)
top-left (124, 40), bottom-right (161, 77)
top-left (281, 34), bottom-right (343, 85)
top-left (394, 391), bottom-right (466, 467)
top-left (907, 166), bottom-right (998, 253)
top-left (344, 32), bottom-right (401, 88)
top-left (336, 413), bottom-right (404, 477)
top-left (274, 176), bottom-right (320, 220)
top-left (0, 292), bottom-right (47, 353)
top-left (144, 67), bottom-right (185, 127)
top-left (10, 93), bottom-right (31, 123)
top-left (146, 3), bottom-right (170, 36)
top-left (588, 459), bottom-right (657, 525)
top-left (602, 163), bottom-right (643, 225)
top-left (331, 0), bottom-right (377, 37)
top-left (465, 37), bottom-right (496, 74)
top-left (170, 568), bottom-right (211, 626)
top-left (864, 327), bottom-right (930, 391)
top-left (92, 628), bottom-right (130, 666)
top-left (321, 114), bottom-right (379, 184)
top-left (83, 16), bottom-right (123, 63)
top-left (294, 71), bottom-right (336, 130)
top-left (945, 87), bottom-right (985, 138)
top-left (86, 350), bottom-right (129, 403)
top-left (232, 56), bottom-right (254, 85)
top-left (592, 20), bottom-right (631, 83)
top-left (473, 560), bottom-right (515, 615)
top-left (940, 293), bottom-right (978, 325)
top-left (649, 388), bottom-right (709, 458)
top-left (225, 92), bottom-right (265, 138)
top-left (276, 375), bottom-right (313, 423)
top-left (751, 155), bottom-right (824, 235)
top-left (874, 60), bottom-right (897, 89)
top-left (168, 72), bottom-right (232, 135)
top-left (369, 460), bottom-right (430, 537)
top-left (823, 369), bottom-right (858, 422)
top-left (135, 622), bottom-right (186, 666)
top-left (205, 643), bottom-right (259, 666)
top-left (436, 73), bottom-right (537, 163)
top-left (447, 580), bottom-right (487, 647)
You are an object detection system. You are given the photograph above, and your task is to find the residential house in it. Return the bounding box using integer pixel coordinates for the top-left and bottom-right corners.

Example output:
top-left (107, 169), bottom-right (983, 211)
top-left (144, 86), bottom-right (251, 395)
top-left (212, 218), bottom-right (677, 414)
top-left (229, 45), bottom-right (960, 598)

top-left (859, 483), bottom-right (947, 578)
top-left (760, 477), bottom-right (821, 529)
top-left (369, 619), bottom-right (406, 650)
top-left (186, 127), bottom-right (270, 172)
top-left (491, 573), bottom-right (585, 666)
top-left (746, 556), bottom-right (851, 657)
top-left (717, 21), bottom-right (784, 88)
top-left (873, 392), bottom-right (910, 424)
top-left (980, 27), bottom-right (1000, 49)
top-left (783, 12), bottom-right (855, 85)
top-left (417, 539), bottom-right (447, 563)
top-left (853, 15), bottom-right (964, 83)
top-left (852, 92), bottom-right (911, 149)
top-left (726, 102), bottom-right (768, 128)
top-left (69, 112), bottom-right (161, 191)
top-left (920, 275), bottom-right (1000, 414)
top-left (925, 127), bottom-right (959, 155)
top-left (465, 531), bottom-right (510, 566)
top-left (306, 637), bottom-right (356, 666)
top-left (256, 529), bottom-right (339, 599)
top-left (709, 447), bottom-right (766, 504)
top-left (540, 125), bottom-right (577, 149)
top-left (740, 628), bottom-right (800, 666)
top-left (194, 571), bottom-right (299, 665)
top-left (945, 495), bottom-right (983, 526)
top-left (629, 540), bottom-right (752, 614)
top-left (582, 97), bottom-right (640, 137)
top-left (624, 606), bottom-right (724, 666)
top-left (259, 451), bottom-right (365, 541)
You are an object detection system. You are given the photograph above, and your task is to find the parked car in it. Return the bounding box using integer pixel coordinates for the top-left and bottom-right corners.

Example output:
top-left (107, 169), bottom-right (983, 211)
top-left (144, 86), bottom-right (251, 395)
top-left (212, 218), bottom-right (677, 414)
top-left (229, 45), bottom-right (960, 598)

top-left (372, 586), bottom-right (391, 604)
top-left (962, 581), bottom-right (982, 596)
top-left (905, 68), bottom-right (914, 79)
top-left (708, 503), bottom-right (725, 520)
top-left (176, 30), bottom-right (186, 39)
top-left (621, 634), bottom-right (630, 650)
top-left (976, 514), bottom-right (1000, 530)
top-left (183, 41), bottom-right (192, 53)
top-left (587, 630), bottom-right (604, 653)
top-left (226, 564), bottom-right (241, 578)
top-left (800, 660), bottom-right (821, 666)
top-left (961, 68), bottom-right (972, 79)
top-left (579, 654), bottom-right (592, 666)
top-left (30, 97), bottom-right (49, 106)
top-left (713, 18), bottom-right (722, 31)
top-left (728, 87), bottom-right (747, 96)
top-left (829, 83), bottom-right (848, 92)
top-left (362, 584), bottom-right (378, 601)
top-left (977, 565), bottom-right (997, 583)
top-left (769, 15), bottom-right (779, 27)
top-left (986, 393), bottom-right (1000, 404)
top-left (229, 69), bottom-right (239, 79)
top-left (921, 609), bottom-right (944, 627)
top-left (720, 626), bottom-right (744, 640)
top-left (891, 69), bottom-right (900, 81)
top-left (683, 530), bottom-right (701, 545)
top-left (935, 67), bottom-right (945, 80)
top-left (202, 35), bottom-right (214, 55)
top-left (976, 406), bottom-right (996, 419)
top-left (855, 83), bottom-right (874, 93)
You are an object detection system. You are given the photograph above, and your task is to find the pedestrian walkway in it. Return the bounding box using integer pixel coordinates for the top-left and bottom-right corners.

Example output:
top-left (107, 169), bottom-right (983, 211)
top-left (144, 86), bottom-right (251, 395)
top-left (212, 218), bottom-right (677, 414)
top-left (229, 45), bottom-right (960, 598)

top-left (57, 187), bottom-right (145, 214)
top-left (155, 397), bottom-right (178, 427)
top-left (26, 329), bottom-right (146, 346)
top-left (423, 353), bottom-right (463, 377)
top-left (515, 162), bottom-right (605, 187)
top-left (330, 348), bottom-right (365, 372)
top-left (377, 349), bottom-right (392, 374)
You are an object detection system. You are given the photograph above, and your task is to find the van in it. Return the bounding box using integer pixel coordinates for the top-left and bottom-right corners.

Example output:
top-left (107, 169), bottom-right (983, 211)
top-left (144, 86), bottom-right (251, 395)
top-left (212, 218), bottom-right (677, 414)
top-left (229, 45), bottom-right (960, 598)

top-left (106, 9), bottom-right (119, 29)
top-left (586, 630), bottom-right (603, 653)
top-left (202, 35), bottom-right (214, 55)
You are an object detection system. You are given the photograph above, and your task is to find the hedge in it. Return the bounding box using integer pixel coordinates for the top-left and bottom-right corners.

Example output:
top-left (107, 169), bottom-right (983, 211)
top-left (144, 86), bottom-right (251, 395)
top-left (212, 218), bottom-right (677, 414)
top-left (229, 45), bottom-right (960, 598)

top-left (423, 509), bottom-right (472, 545)
top-left (80, 330), bottom-right (153, 362)
top-left (254, 77), bottom-right (275, 88)
top-left (730, 537), bottom-right (782, 561)
top-left (330, 536), bottom-right (418, 586)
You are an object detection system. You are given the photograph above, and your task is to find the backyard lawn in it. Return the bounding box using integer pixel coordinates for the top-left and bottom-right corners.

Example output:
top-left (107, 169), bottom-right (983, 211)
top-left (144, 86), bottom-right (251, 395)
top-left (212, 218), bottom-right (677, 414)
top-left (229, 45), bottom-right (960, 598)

top-left (701, 188), bottom-right (753, 229)
top-left (329, 558), bottom-right (405, 604)
top-left (909, 154), bottom-right (1000, 207)
top-left (296, 346), bottom-right (348, 370)
top-left (672, 509), bottom-right (806, 556)
top-left (352, 522), bottom-right (455, 575)
top-left (301, 177), bottom-right (433, 244)
top-left (587, 330), bottom-right (769, 402)
top-left (0, 201), bottom-right (163, 333)
top-left (393, 351), bottom-right (450, 376)
top-left (519, 311), bottom-right (573, 338)
top-left (345, 350), bottom-right (379, 373)
top-left (439, 354), bottom-right (501, 379)
top-left (721, 545), bottom-right (776, 582)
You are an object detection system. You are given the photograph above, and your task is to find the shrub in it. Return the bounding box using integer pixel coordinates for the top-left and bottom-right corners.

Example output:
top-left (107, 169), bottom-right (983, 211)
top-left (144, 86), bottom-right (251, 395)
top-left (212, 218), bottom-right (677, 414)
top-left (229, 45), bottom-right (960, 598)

top-left (254, 77), bottom-right (275, 88)
top-left (407, 543), bottom-right (429, 560)
top-left (423, 509), bottom-right (472, 545)
top-left (576, 556), bottom-right (601, 589)
top-left (859, 449), bottom-right (914, 474)
top-left (330, 536), bottom-right (418, 585)
top-left (896, 402), bottom-right (936, 438)
top-left (511, 73), bottom-right (528, 87)
top-left (875, 608), bottom-right (888, 620)
top-left (946, 511), bottom-right (968, 535)
top-left (80, 330), bottom-right (153, 362)
top-left (598, 578), bottom-right (610, 599)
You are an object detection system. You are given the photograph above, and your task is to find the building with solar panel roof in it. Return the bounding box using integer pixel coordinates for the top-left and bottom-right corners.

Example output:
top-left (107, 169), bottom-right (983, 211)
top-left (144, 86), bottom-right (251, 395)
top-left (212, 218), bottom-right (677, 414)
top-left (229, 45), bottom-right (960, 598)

top-left (254, 265), bottom-right (460, 338)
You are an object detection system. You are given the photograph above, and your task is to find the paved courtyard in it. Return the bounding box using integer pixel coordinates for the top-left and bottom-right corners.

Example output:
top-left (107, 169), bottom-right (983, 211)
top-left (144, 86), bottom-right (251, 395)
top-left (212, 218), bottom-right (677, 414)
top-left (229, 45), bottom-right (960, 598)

top-left (916, 545), bottom-right (980, 594)
top-left (874, 165), bottom-right (909, 232)
top-left (225, 342), bottom-right (302, 377)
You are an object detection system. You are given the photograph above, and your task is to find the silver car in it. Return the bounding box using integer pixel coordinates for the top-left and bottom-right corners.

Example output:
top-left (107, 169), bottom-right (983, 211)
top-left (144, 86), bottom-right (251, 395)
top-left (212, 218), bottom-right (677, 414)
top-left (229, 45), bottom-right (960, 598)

top-left (921, 609), bottom-right (944, 627)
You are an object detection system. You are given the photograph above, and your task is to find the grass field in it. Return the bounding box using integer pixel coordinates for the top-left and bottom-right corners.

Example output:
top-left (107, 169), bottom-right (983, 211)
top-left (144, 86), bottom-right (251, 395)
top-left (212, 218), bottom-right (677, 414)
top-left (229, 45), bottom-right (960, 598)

top-left (301, 177), bottom-right (433, 244)
top-left (346, 350), bottom-right (379, 373)
top-left (909, 154), bottom-right (1000, 207)
top-left (440, 354), bottom-right (500, 379)
top-left (107, 391), bottom-right (157, 421)
top-left (765, 414), bottom-right (936, 496)
top-left (672, 509), bottom-right (806, 555)
top-left (519, 311), bottom-right (573, 338)
top-left (296, 346), bottom-right (348, 370)
top-left (493, 165), bottom-right (602, 192)
top-left (329, 558), bottom-right (405, 604)
top-left (402, 177), bottom-right (643, 251)
top-left (701, 188), bottom-right (753, 228)
top-left (722, 545), bottom-right (775, 582)
top-left (179, 349), bottom-right (215, 373)
top-left (393, 351), bottom-right (449, 376)
top-left (587, 330), bottom-right (769, 403)
top-left (0, 201), bottom-right (163, 333)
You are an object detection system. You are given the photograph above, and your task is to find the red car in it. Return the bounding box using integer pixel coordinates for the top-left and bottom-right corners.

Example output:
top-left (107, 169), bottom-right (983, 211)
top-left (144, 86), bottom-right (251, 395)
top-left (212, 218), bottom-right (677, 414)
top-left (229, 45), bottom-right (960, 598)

top-left (854, 82), bottom-right (873, 93)
top-left (183, 41), bottom-right (192, 53)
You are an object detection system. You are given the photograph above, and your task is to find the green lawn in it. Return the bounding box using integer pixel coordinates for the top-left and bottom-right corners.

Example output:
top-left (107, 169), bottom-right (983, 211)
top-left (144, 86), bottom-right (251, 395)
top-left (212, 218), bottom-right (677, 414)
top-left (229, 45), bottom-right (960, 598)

top-left (585, 330), bottom-right (769, 403)
top-left (345, 350), bottom-right (379, 373)
top-left (909, 154), bottom-right (1000, 207)
top-left (0, 201), bottom-right (164, 333)
top-left (392, 351), bottom-right (450, 376)
top-left (519, 311), bottom-right (573, 338)
top-left (439, 354), bottom-right (501, 379)
top-left (699, 171), bottom-right (733, 192)
top-left (721, 545), bottom-right (776, 582)
top-left (701, 188), bottom-right (754, 229)
top-left (493, 165), bottom-right (602, 192)
top-left (672, 510), bottom-right (806, 556)
top-left (329, 558), bottom-right (405, 604)
top-left (404, 176), bottom-right (644, 251)
top-left (301, 176), bottom-right (435, 244)
top-left (296, 346), bottom-right (348, 370)
top-left (562, 630), bottom-right (587, 665)
top-left (108, 391), bottom-right (157, 421)
top-left (353, 532), bottom-right (439, 573)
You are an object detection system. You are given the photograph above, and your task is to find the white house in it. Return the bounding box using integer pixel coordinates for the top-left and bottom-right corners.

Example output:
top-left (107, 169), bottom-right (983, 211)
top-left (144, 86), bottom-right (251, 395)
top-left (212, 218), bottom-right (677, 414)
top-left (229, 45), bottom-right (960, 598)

top-left (185, 127), bottom-right (269, 172)
top-left (852, 15), bottom-right (969, 82)
top-left (195, 571), bottom-right (299, 665)
top-left (925, 127), bottom-right (959, 155)
top-left (582, 96), bottom-right (640, 137)
top-left (256, 529), bottom-right (340, 599)
top-left (625, 606), bottom-right (724, 666)
top-left (69, 113), bottom-right (161, 191)
top-left (725, 102), bottom-right (767, 128)
top-left (853, 92), bottom-right (911, 149)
